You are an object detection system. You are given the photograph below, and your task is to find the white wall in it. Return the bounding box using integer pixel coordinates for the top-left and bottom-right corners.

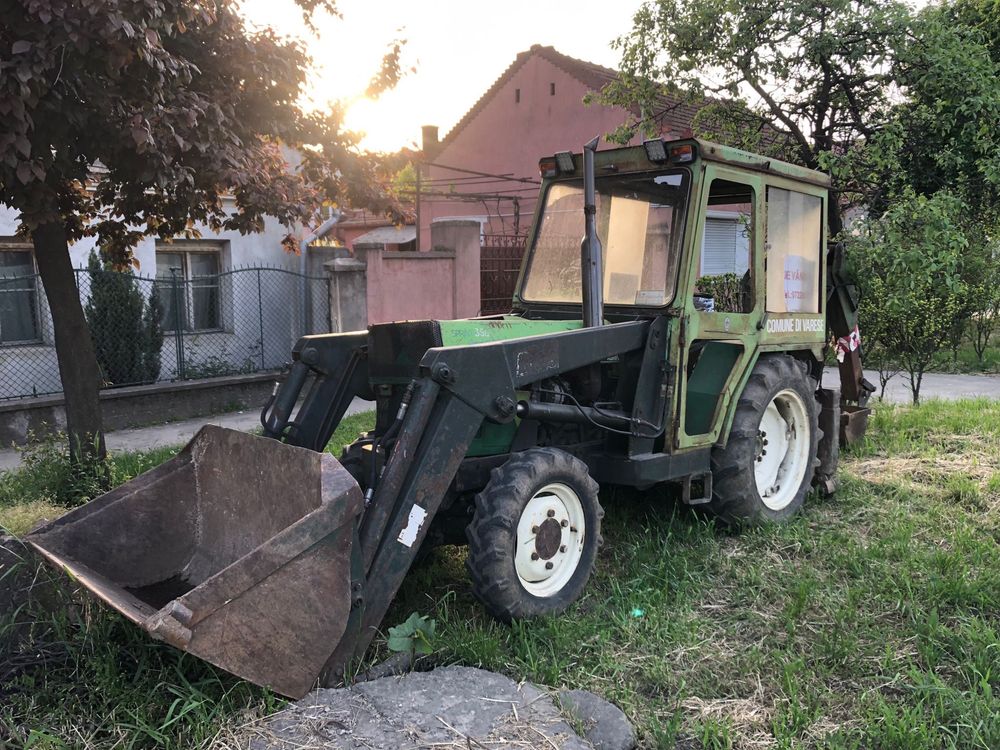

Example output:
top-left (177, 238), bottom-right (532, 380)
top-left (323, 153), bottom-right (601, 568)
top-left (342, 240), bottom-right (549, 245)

top-left (0, 199), bottom-right (298, 273)
top-left (0, 201), bottom-right (320, 399)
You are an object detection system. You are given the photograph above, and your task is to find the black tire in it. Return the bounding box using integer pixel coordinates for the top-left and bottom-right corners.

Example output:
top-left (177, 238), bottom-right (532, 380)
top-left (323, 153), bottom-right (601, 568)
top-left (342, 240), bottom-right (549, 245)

top-left (706, 354), bottom-right (820, 525)
top-left (465, 448), bottom-right (603, 622)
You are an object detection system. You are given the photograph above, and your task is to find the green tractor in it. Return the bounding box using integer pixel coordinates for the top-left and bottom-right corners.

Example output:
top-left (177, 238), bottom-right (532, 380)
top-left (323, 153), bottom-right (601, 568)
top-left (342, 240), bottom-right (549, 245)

top-left (28, 136), bottom-right (872, 698)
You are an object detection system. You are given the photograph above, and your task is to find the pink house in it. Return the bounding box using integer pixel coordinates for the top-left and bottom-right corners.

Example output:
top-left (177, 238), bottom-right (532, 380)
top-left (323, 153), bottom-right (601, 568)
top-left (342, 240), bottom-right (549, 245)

top-left (335, 45), bottom-right (742, 325)
top-left (418, 45), bottom-right (702, 246)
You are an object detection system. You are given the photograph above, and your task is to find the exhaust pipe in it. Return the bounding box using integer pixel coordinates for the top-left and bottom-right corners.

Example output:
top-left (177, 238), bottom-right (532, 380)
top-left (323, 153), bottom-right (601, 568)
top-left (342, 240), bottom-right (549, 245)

top-left (581, 135), bottom-right (603, 328)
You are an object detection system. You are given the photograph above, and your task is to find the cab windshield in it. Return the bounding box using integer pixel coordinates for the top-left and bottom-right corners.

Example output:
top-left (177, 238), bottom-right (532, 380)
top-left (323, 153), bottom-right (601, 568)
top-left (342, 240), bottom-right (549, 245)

top-left (521, 170), bottom-right (690, 307)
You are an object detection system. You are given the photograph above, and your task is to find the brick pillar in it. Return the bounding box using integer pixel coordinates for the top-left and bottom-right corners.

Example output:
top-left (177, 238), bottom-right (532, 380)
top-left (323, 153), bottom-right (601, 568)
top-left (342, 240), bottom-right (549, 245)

top-left (325, 256), bottom-right (367, 332)
top-left (430, 219), bottom-right (481, 318)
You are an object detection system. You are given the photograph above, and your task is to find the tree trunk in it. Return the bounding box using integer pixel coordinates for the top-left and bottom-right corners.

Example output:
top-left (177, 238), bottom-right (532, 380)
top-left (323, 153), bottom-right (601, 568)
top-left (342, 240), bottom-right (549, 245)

top-left (827, 198), bottom-right (844, 240)
top-left (32, 223), bottom-right (106, 461)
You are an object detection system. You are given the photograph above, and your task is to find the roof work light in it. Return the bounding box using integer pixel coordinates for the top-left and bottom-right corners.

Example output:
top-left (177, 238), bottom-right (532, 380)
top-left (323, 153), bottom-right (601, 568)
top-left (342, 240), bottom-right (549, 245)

top-left (554, 151), bottom-right (575, 173)
top-left (642, 138), bottom-right (668, 163)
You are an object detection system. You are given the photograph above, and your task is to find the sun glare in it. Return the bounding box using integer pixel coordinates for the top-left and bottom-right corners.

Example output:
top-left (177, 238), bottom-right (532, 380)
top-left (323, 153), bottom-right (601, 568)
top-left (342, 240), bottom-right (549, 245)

top-left (238, 0), bottom-right (646, 155)
top-left (239, 0), bottom-right (419, 153)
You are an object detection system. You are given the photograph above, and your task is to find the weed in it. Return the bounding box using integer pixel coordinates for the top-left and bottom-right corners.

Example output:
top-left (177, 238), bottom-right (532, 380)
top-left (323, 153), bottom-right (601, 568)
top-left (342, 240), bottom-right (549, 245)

top-left (386, 612), bottom-right (436, 658)
top-left (0, 432), bottom-right (111, 511)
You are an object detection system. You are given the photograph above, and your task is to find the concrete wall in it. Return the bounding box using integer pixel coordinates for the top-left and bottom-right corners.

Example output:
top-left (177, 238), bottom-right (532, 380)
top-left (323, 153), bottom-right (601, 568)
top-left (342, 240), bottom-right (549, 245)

top-left (0, 373), bottom-right (277, 446)
top-left (362, 219), bottom-right (481, 324)
top-left (329, 219), bottom-right (482, 328)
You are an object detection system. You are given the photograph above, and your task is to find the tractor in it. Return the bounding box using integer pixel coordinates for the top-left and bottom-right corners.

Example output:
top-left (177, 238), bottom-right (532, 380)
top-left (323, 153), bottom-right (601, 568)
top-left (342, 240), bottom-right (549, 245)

top-left (28, 136), bottom-right (872, 698)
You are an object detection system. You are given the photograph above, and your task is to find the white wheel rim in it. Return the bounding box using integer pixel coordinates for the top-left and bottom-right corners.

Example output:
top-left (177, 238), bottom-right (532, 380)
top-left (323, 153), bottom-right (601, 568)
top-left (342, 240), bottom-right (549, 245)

top-left (514, 482), bottom-right (586, 597)
top-left (753, 389), bottom-right (810, 511)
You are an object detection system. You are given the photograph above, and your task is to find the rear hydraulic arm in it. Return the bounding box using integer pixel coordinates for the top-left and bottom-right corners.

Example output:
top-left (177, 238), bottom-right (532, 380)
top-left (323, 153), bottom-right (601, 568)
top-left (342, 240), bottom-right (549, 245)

top-left (827, 241), bottom-right (873, 405)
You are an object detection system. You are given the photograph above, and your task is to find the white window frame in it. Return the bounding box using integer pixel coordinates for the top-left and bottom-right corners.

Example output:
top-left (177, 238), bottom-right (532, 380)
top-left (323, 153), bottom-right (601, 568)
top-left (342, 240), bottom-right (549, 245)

top-left (0, 240), bottom-right (43, 346)
top-left (155, 241), bottom-right (227, 333)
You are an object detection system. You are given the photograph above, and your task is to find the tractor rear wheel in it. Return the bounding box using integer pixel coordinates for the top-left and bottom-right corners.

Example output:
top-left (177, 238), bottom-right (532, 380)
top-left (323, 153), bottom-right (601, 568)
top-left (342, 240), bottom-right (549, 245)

top-left (465, 448), bottom-right (603, 621)
top-left (706, 354), bottom-right (820, 525)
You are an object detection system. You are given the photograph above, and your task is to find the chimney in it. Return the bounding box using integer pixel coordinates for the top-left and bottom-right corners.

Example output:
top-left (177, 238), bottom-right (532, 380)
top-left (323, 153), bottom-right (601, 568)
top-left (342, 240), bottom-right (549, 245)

top-left (421, 125), bottom-right (439, 160)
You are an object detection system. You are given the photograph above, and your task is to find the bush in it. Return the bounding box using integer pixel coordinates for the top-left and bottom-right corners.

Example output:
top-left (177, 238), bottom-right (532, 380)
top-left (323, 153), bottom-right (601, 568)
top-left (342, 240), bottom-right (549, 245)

top-left (848, 192), bottom-right (970, 404)
top-left (85, 252), bottom-right (164, 388)
top-left (696, 273), bottom-right (745, 313)
top-left (968, 242), bottom-right (1000, 364)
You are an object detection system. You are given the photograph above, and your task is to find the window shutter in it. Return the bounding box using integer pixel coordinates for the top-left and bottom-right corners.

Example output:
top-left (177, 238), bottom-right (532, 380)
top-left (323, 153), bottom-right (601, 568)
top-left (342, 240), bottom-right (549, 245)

top-left (701, 218), bottom-right (749, 276)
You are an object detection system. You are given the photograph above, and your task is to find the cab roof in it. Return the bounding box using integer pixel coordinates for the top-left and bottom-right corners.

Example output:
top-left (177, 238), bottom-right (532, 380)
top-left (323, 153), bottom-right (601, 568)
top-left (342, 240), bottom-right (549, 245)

top-left (693, 138), bottom-right (830, 187)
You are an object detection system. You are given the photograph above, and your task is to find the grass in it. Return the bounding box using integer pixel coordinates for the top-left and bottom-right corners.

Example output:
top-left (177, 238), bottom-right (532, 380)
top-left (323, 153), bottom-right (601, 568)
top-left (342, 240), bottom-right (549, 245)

top-left (3, 403), bottom-right (1000, 748)
top-left (929, 338), bottom-right (1000, 374)
top-left (0, 442), bottom-right (180, 536)
top-left (387, 400), bottom-right (1000, 748)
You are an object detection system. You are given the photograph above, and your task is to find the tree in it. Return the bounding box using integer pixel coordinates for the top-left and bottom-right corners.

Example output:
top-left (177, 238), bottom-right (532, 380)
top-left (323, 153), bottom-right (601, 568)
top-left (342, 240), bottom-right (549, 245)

top-left (600, 0), bottom-right (909, 234)
top-left (606, 0), bottom-right (1000, 390)
top-left (848, 192), bottom-right (970, 404)
top-left (84, 251), bottom-right (163, 387)
top-left (0, 0), bottom-right (401, 460)
top-left (968, 238), bottom-right (1000, 364)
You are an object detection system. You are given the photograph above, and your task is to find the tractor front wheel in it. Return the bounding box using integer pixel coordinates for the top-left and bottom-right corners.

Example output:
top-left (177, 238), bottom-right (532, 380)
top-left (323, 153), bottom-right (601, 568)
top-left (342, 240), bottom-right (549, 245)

top-left (707, 354), bottom-right (820, 525)
top-left (465, 448), bottom-right (603, 621)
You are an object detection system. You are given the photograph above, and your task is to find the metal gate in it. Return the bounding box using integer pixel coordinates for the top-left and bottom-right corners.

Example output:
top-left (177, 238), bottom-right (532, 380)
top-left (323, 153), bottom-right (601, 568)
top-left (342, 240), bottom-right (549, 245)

top-left (480, 234), bottom-right (526, 315)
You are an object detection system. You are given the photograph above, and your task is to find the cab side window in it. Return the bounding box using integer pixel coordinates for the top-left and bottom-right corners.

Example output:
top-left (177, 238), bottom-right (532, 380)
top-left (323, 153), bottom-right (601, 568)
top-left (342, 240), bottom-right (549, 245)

top-left (765, 187), bottom-right (822, 314)
top-left (694, 179), bottom-right (755, 314)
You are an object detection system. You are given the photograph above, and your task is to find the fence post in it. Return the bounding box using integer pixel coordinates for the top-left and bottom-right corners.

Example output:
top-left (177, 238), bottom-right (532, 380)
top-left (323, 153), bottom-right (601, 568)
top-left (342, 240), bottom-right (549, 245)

top-left (170, 267), bottom-right (185, 380)
top-left (257, 268), bottom-right (266, 371)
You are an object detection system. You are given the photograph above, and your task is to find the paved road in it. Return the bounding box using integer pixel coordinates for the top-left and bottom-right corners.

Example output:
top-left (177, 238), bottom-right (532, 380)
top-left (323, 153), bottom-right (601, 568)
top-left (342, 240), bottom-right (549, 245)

top-left (821, 369), bottom-right (1000, 403)
top-left (0, 397), bottom-right (373, 472)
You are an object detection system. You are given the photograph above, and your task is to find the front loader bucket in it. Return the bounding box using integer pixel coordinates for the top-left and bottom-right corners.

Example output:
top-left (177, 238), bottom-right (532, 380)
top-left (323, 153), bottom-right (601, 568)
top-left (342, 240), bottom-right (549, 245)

top-left (27, 425), bottom-right (363, 698)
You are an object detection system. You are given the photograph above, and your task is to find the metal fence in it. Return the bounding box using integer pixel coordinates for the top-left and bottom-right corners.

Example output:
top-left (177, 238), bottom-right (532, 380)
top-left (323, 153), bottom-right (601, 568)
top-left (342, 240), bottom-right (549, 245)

top-left (0, 266), bottom-right (331, 401)
top-left (480, 233), bottom-right (526, 315)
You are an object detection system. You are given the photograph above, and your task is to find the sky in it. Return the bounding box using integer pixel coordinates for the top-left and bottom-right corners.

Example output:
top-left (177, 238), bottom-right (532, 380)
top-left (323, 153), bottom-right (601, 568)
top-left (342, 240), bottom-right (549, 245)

top-left (239, 0), bottom-right (646, 153)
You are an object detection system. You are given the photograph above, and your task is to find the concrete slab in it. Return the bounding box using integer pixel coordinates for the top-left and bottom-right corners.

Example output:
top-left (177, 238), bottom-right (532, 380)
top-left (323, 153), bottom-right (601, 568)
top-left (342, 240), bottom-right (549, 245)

top-left (243, 666), bottom-right (620, 750)
top-left (0, 397), bottom-right (373, 472)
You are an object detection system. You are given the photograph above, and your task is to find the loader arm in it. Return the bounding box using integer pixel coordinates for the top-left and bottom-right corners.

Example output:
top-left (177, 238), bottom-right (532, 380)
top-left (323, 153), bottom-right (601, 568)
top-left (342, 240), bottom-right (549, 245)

top-left (261, 330), bottom-right (372, 451)
top-left (323, 319), bottom-right (651, 681)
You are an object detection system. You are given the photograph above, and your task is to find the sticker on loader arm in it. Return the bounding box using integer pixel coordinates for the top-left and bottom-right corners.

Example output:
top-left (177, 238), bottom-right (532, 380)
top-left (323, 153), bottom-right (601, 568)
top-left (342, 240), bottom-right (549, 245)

top-left (398, 504), bottom-right (428, 548)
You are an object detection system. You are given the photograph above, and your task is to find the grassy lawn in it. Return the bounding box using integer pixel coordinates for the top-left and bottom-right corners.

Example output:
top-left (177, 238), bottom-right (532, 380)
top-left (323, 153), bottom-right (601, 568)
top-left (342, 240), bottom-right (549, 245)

top-left (3, 403), bottom-right (1000, 748)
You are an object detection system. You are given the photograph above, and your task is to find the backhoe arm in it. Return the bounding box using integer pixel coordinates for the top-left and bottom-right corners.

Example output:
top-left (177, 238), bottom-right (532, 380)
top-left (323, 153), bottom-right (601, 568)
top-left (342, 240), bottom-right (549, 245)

top-left (827, 241), bottom-right (874, 446)
top-left (827, 241), bottom-right (873, 405)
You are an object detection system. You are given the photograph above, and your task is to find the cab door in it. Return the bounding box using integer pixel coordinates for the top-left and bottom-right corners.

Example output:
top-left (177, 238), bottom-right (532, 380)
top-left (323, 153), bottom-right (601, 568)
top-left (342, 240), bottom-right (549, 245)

top-left (675, 165), bottom-right (764, 450)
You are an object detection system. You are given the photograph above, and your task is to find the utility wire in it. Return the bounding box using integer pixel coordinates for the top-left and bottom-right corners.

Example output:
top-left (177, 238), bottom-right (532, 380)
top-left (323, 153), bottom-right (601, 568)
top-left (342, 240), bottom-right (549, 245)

top-left (423, 161), bottom-right (540, 185)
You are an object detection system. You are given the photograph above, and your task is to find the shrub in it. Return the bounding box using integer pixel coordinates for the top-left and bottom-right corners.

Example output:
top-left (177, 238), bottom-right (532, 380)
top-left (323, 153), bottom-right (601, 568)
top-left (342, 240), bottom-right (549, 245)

top-left (848, 192), bottom-right (970, 404)
top-left (696, 273), bottom-right (745, 313)
top-left (85, 252), bottom-right (163, 388)
top-left (969, 244), bottom-right (1000, 364)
